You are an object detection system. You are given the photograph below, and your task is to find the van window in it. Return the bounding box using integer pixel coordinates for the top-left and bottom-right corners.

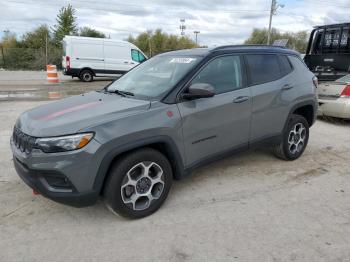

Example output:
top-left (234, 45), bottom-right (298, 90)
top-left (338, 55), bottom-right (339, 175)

top-left (245, 54), bottom-right (281, 86)
top-left (131, 49), bottom-right (146, 62)
top-left (191, 55), bottom-right (242, 94)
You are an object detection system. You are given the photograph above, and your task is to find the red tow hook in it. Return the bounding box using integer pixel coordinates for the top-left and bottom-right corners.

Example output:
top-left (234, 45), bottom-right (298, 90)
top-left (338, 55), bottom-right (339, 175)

top-left (33, 189), bottom-right (40, 195)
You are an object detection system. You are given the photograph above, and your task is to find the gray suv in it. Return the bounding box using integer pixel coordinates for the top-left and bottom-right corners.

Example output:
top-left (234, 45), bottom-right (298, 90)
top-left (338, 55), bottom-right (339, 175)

top-left (11, 45), bottom-right (318, 218)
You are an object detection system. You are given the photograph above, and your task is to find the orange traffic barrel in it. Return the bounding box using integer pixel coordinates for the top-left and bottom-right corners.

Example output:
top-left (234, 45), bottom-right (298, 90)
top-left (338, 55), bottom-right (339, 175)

top-left (46, 65), bottom-right (59, 84)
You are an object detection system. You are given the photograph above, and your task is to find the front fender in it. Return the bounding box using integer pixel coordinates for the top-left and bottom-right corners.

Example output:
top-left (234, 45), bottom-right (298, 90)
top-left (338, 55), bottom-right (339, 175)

top-left (92, 135), bottom-right (185, 194)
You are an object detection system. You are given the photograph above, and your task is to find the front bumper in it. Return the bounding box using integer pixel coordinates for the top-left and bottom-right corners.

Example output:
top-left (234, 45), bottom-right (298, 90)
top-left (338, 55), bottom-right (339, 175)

top-left (10, 137), bottom-right (102, 207)
top-left (318, 98), bottom-right (350, 119)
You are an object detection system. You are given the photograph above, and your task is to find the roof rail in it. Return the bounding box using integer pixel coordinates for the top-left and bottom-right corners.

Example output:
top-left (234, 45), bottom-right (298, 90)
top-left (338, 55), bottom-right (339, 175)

top-left (211, 44), bottom-right (285, 52)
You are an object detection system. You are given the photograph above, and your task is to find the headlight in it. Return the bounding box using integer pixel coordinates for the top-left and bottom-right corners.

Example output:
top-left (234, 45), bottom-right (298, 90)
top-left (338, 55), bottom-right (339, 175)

top-left (35, 133), bottom-right (94, 153)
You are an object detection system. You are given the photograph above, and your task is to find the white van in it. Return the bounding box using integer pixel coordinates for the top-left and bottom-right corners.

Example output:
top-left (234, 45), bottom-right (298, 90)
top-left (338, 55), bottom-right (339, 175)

top-left (62, 36), bottom-right (147, 82)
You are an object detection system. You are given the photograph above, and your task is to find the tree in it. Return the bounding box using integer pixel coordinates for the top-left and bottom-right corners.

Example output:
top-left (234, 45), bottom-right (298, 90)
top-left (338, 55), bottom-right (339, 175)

top-left (53, 4), bottom-right (78, 44)
top-left (127, 29), bottom-right (198, 57)
top-left (244, 28), bottom-right (309, 53)
top-left (22, 25), bottom-right (50, 49)
top-left (79, 27), bottom-right (106, 38)
top-left (1, 30), bottom-right (18, 48)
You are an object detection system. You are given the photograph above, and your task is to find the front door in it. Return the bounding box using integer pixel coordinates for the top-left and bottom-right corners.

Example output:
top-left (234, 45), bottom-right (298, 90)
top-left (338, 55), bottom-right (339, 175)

top-left (177, 55), bottom-right (252, 166)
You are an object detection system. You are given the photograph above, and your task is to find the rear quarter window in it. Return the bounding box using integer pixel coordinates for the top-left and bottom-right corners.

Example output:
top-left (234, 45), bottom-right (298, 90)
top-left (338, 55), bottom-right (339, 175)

top-left (279, 55), bottom-right (293, 76)
top-left (288, 55), bottom-right (309, 71)
top-left (245, 54), bottom-right (282, 86)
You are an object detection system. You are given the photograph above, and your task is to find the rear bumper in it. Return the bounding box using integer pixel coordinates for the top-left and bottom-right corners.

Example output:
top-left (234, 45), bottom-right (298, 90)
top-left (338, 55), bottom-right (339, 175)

top-left (13, 156), bottom-right (99, 207)
top-left (318, 98), bottom-right (350, 119)
top-left (63, 68), bottom-right (80, 77)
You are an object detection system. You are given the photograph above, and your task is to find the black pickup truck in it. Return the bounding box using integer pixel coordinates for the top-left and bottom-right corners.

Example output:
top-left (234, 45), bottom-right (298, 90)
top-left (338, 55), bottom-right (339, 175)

top-left (304, 23), bottom-right (350, 81)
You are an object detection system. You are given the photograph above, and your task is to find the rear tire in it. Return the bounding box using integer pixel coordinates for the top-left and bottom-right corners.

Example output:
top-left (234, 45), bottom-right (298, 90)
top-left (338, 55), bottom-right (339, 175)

top-left (104, 148), bottom-right (173, 219)
top-left (79, 69), bottom-right (94, 82)
top-left (273, 114), bottom-right (309, 160)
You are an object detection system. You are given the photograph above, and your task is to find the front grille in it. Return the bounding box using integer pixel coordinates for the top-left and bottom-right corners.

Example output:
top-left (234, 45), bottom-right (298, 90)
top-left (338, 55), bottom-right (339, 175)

top-left (12, 127), bottom-right (36, 153)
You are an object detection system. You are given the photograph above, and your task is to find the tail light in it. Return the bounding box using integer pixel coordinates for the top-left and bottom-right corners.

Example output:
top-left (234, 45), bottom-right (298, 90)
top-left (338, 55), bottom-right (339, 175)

top-left (340, 84), bottom-right (350, 97)
top-left (66, 56), bottom-right (70, 70)
top-left (312, 76), bottom-right (318, 88)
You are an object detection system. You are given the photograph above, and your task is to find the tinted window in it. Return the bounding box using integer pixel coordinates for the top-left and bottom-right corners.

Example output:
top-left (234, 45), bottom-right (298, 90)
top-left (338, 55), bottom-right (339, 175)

top-left (191, 56), bottom-right (242, 94)
top-left (245, 54), bottom-right (281, 85)
top-left (279, 55), bottom-right (293, 76)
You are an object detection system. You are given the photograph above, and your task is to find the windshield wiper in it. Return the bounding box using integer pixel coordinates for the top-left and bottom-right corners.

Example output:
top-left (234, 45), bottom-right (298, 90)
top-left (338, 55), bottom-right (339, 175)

top-left (110, 89), bottom-right (134, 97)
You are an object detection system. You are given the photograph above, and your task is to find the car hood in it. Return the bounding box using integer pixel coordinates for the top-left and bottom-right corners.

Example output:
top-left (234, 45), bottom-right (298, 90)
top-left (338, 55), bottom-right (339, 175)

top-left (17, 91), bottom-right (151, 137)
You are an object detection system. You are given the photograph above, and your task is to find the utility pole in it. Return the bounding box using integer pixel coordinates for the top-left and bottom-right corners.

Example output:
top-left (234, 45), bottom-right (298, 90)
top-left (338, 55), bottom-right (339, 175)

top-left (193, 31), bottom-right (200, 45)
top-left (148, 37), bottom-right (152, 57)
top-left (45, 33), bottom-right (48, 66)
top-left (267, 0), bottom-right (284, 45)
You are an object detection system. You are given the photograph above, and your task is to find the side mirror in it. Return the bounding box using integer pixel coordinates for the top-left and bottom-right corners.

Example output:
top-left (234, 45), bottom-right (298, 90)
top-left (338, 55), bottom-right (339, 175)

top-left (181, 83), bottom-right (215, 100)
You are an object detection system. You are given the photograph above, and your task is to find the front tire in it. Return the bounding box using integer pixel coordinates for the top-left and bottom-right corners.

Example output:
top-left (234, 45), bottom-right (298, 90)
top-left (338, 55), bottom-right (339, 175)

top-left (273, 114), bottom-right (309, 160)
top-left (104, 148), bottom-right (173, 218)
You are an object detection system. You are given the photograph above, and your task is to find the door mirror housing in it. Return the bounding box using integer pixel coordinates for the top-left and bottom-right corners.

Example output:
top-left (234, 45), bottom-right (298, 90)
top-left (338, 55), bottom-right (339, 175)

top-left (181, 83), bottom-right (215, 100)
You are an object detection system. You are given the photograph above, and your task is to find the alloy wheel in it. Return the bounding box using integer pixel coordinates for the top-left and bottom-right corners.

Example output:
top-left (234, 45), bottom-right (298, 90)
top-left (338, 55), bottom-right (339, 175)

top-left (287, 122), bottom-right (306, 154)
top-left (120, 161), bottom-right (165, 211)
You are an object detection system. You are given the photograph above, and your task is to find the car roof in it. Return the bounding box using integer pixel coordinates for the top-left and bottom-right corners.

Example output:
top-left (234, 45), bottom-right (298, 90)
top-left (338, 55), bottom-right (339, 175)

top-left (158, 45), bottom-right (300, 57)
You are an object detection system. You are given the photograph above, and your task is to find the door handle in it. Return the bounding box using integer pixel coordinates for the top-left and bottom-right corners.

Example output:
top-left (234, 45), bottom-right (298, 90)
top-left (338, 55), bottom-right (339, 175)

top-left (282, 84), bottom-right (293, 90)
top-left (233, 96), bottom-right (249, 103)
top-left (124, 61), bottom-right (129, 64)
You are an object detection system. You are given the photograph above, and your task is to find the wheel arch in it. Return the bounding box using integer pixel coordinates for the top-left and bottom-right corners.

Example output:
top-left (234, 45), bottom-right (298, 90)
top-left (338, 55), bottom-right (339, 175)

top-left (93, 136), bottom-right (185, 195)
top-left (79, 67), bottom-right (95, 76)
top-left (285, 100), bottom-right (316, 130)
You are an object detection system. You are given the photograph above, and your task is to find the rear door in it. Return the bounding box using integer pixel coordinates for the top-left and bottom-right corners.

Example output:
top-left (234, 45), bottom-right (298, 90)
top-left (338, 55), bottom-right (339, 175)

top-left (245, 54), bottom-right (292, 142)
top-left (72, 39), bottom-right (104, 70)
top-left (177, 55), bottom-right (252, 166)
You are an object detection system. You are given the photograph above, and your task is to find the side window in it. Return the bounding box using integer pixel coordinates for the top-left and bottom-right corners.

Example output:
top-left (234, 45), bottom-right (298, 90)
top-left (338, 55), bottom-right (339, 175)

top-left (279, 55), bottom-right (293, 76)
top-left (191, 56), bottom-right (242, 94)
top-left (245, 54), bottom-right (281, 85)
top-left (131, 49), bottom-right (146, 62)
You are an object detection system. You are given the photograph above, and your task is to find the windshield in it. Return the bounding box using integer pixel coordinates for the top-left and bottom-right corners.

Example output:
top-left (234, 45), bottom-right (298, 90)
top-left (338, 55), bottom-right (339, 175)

top-left (106, 55), bottom-right (201, 99)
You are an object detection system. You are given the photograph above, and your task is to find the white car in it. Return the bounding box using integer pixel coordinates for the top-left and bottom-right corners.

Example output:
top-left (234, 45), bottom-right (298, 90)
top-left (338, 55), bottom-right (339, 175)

top-left (62, 36), bottom-right (147, 82)
top-left (318, 75), bottom-right (350, 119)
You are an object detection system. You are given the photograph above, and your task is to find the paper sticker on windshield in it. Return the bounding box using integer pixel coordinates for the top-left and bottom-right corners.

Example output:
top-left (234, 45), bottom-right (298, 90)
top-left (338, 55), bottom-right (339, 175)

top-left (170, 58), bottom-right (196, 64)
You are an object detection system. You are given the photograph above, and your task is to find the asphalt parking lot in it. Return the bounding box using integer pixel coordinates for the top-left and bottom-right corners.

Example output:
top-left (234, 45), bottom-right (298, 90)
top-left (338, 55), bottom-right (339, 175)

top-left (1, 72), bottom-right (350, 262)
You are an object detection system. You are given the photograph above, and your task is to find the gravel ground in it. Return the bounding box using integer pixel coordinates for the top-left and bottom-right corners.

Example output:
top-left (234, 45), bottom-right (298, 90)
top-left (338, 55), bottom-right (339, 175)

top-left (0, 100), bottom-right (350, 262)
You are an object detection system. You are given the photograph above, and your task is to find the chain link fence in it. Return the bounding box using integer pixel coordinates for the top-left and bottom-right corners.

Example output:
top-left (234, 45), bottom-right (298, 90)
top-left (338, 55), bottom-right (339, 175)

top-left (0, 47), bottom-right (62, 70)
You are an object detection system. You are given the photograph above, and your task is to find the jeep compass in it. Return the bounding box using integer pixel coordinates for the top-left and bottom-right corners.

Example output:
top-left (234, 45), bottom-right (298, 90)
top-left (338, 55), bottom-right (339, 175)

top-left (11, 45), bottom-right (318, 218)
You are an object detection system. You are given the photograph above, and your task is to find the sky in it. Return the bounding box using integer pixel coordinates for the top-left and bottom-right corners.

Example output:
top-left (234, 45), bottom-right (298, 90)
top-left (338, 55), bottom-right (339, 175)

top-left (0, 0), bottom-right (350, 46)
